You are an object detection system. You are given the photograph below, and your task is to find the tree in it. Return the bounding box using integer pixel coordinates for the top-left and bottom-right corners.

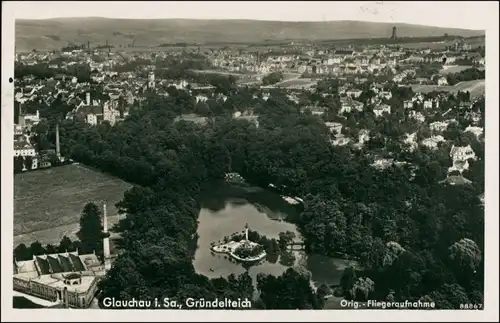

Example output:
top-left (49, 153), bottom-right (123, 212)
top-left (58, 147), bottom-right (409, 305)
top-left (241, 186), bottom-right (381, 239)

top-left (256, 268), bottom-right (322, 309)
top-left (77, 203), bottom-right (104, 254)
top-left (383, 241), bottom-right (406, 267)
top-left (57, 236), bottom-right (76, 253)
top-left (278, 231), bottom-right (296, 250)
top-left (45, 244), bottom-right (57, 254)
top-left (262, 72), bottom-right (284, 86)
top-left (340, 266), bottom-right (357, 298)
top-left (14, 156), bottom-right (24, 173)
top-left (449, 238), bottom-right (482, 272)
top-left (350, 277), bottom-right (375, 301)
top-left (24, 156), bottom-right (33, 171)
top-left (30, 241), bottom-right (46, 256)
top-left (428, 283), bottom-right (470, 309)
top-left (14, 243), bottom-right (32, 261)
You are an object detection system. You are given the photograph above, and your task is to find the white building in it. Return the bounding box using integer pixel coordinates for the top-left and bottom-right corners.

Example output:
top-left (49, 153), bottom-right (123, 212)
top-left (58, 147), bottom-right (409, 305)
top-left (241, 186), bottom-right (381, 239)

top-left (450, 145), bottom-right (476, 162)
top-left (437, 77), bottom-right (448, 86)
top-left (378, 91), bottom-right (392, 100)
top-left (330, 135), bottom-right (351, 147)
top-left (340, 101), bottom-right (363, 114)
top-left (23, 110), bottom-right (40, 124)
top-left (346, 89), bottom-right (363, 98)
top-left (430, 121), bottom-right (449, 133)
top-left (86, 114), bottom-right (98, 126)
top-left (464, 126), bottom-right (484, 138)
top-left (358, 129), bottom-right (370, 145)
top-left (325, 122), bottom-right (343, 134)
top-left (14, 143), bottom-right (36, 157)
top-left (409, 111), bottom-right (425, 123)
top-left (195, 95), bottom-right (209, 103)
top-left (373, 104), bottom-right (391, 117)
top-left (403, 100), bottom-right (414, 109)
top-left (421, 135), bottom-right (446, 150)
top-left (423, 99), bottom-right (439, 109)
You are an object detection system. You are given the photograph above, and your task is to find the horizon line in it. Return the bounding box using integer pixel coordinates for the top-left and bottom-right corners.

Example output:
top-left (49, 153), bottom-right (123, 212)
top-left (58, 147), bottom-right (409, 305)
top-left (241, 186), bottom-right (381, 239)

top-left (15, 17), bottom-right (486, 31)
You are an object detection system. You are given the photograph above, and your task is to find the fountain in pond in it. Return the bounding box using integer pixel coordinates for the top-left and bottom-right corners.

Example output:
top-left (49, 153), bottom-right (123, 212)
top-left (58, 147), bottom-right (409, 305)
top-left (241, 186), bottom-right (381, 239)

top-left (211, 223), bottom-right (266, 262)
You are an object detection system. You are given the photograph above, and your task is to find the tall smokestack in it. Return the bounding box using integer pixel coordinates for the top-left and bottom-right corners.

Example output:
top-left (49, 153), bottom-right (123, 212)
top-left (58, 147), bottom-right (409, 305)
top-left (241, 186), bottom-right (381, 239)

top-left (55, 123), bottom-right (61, 158)
top-left (103, 203), bottom-right (111, 270)
top-left (86, 92), bottom-right (91, 106)
top-left (103, 203), bottom-right (108, 233)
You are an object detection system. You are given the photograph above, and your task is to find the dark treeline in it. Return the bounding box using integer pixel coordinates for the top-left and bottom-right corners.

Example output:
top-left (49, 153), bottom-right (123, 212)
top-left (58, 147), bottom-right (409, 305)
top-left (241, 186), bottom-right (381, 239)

top-left (15, 236), bottom-right (80, 261)
top-left (446, 68), bottom-right (485, 86)
top-left (14, 62), bottom-right (92, 82)
top-left (42, 75), bottom-right (484, 309)
top-left (61, 44), bottom-right (86, 52)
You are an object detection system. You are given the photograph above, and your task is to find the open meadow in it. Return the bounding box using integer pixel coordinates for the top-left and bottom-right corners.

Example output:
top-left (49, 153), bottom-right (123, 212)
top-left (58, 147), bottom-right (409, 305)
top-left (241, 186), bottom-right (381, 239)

top-left (409, 79), bottom-right (485, 98)
top-left (278, 78), bottom-right (317, 89)
top-left (439, 65), bottom-right (474, 75)
top-left (400, 37), bottom-right (485, 50)
top-left (14, 164), bottom-right (132, 245)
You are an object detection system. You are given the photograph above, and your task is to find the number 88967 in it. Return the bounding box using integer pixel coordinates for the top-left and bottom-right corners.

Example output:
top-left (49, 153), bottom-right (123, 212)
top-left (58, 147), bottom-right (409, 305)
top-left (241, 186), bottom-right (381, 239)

top-left (460, 303), bottom-right (483, 310)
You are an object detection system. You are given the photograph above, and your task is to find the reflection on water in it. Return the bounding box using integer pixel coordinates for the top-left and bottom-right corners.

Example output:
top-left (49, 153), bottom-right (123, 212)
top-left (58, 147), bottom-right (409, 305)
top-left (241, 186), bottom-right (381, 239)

top-left (194, 183), bottom-right (356, 287)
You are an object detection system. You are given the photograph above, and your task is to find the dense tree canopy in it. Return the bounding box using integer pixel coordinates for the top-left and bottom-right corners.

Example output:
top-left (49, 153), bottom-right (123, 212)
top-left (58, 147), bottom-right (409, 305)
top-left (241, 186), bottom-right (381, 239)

top-left (446, 68), bottom-right (485, 86)
top-left (23, 76), bottom-right (485, 309)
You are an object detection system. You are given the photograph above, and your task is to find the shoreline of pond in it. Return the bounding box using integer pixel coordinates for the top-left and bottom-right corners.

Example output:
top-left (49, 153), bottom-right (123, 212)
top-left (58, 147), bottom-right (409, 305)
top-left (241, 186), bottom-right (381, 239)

top-left (217, 177), bottom-right (360, 262)
top-left (194, 179), bottom-right (360, 289)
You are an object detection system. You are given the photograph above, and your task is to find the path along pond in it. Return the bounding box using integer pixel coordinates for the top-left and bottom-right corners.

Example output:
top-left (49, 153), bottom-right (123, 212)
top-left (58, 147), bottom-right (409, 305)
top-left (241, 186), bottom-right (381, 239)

top-left (193, 183), bottom-right (358, 289)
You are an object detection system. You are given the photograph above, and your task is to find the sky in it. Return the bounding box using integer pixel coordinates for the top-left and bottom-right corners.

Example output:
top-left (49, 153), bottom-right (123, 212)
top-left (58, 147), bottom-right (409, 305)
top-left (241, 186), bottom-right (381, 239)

top-left (8, 1), bottom-right (496, 30)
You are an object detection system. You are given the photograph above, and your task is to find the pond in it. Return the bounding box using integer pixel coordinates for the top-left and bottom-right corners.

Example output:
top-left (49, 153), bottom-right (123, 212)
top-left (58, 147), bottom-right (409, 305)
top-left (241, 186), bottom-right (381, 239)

top-left (193, 183), bottom-right (357, 289)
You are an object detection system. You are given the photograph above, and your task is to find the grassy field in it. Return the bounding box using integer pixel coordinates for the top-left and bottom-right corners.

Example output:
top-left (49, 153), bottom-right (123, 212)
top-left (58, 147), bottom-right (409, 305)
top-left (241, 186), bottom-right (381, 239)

top-left (278, 78), bottom-right (317, 88)
top-left (401, 37), bottom-right (485, 50)
top-left (409, 79), bottom-right (485, 98)
top-left (440, 65), bottom-right (474, 75)
top-left (14, 164), bottom-right (132, 245)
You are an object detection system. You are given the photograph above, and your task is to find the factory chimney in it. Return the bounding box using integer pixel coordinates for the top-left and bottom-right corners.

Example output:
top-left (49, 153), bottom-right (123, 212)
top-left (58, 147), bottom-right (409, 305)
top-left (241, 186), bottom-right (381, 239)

top-left (103, 203), bottom-right (111, 270)
top-left (86, 92), bottom-right (91, 106)
top-left (55, 123), bottom-right (61, 158)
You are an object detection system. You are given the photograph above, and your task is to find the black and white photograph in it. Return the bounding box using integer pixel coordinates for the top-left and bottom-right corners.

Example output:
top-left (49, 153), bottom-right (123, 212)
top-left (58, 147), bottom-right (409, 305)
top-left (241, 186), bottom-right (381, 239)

top-left (2, 1), bottom-right (498, 321)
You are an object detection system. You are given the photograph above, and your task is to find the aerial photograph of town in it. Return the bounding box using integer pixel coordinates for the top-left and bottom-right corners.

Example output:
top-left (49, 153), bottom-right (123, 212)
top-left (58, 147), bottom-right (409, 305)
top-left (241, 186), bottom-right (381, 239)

top-left (6, 1), bottom-right (497, 320)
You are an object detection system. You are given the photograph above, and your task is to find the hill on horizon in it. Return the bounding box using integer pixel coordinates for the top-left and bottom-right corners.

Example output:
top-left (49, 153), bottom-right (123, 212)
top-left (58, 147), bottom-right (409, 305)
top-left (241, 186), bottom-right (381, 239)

top-left (15, 18), bottom-right (484, 52)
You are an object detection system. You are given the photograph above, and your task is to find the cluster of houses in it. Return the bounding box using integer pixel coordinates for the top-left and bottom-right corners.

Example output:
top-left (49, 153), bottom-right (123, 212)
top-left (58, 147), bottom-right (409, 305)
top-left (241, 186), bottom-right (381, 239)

top-left (14, 42), bottom-right (484, 184)
top-left (206, 43), bottom-right (483, 86)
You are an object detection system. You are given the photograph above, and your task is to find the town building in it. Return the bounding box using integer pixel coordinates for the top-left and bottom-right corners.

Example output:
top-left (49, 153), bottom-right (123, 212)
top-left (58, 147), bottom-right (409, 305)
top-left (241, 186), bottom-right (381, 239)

top-left (437, 77), bottom-right (448, 86)
top-left (13, 204), bottom-right (112, 308)
top-left (373, 104), bottom-right (391, 117)
top-left (13, 252), bottom-right (103, 308)
top-left (430, 121), bottom-right (449, 133)
top-left (421, 135), bottom-right (446, 150)
top-left (14, 141), bottom-right (36, 158)
top-left (325, 122), bottom-right (343, 134)
top-left (450, 145), bottom-right (476, 162)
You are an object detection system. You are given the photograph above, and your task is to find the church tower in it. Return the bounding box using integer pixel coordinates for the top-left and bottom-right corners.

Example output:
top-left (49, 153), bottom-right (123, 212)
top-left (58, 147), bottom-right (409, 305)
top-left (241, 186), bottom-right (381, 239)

top-left (391, 26), bottom-right (397, 40)
top-left (103, 203), bottom-right (111, 271)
